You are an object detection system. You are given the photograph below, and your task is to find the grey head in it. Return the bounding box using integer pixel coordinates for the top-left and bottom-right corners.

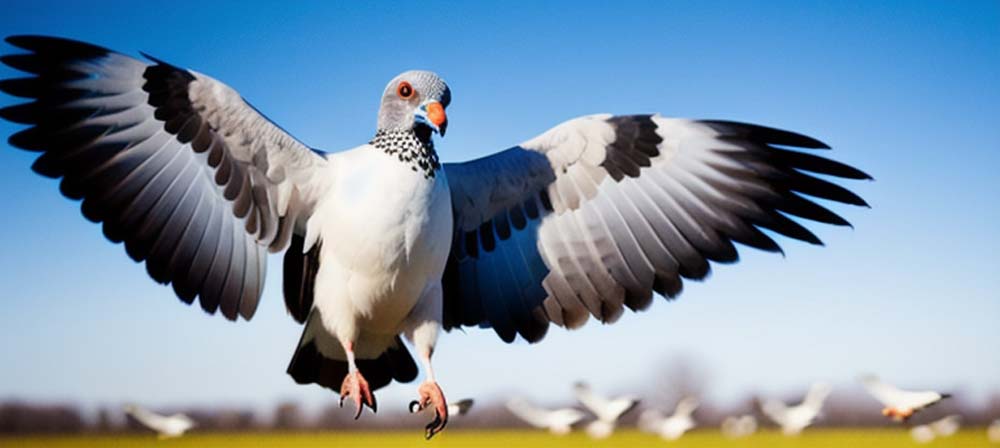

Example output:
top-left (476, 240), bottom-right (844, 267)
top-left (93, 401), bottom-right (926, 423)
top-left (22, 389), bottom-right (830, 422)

top-left (377, 70), bottom-right (450, 141)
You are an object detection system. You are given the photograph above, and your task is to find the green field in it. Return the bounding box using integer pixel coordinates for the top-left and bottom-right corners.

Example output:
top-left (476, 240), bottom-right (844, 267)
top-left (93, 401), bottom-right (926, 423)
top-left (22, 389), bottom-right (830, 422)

top-left (0, 429), bottom-right (993, 448)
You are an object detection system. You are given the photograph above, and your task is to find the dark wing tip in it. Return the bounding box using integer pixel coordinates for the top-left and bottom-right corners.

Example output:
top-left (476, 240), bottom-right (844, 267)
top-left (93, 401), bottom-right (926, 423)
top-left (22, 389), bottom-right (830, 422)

top-left (700, 120), bottom-right (831, 149)
top-left (0, 104), bottom-right (22, 123)
top-left (139, 51), bottom-right (166, 65)
top-left (5, 35), bottom-right (111, 57)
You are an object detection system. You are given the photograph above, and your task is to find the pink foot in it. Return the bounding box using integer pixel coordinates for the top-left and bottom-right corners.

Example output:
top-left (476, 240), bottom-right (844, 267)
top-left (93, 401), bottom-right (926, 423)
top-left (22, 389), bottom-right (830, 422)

top-left (408, 380), bottom-right (449, 439)
top-left (340, 370), bottom-right (376, 419)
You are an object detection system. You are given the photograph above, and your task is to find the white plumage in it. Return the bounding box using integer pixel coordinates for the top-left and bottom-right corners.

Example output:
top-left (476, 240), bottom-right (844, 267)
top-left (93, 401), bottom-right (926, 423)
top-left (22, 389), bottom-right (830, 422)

top-left (123, 404), bottom-right (194, 439)
top-left (860, 375), bottom-right (949, 422)
top-left (761, 382), bottom-right (830, 435)
top-left (910, 424), bottom-right (936, 444)
top-left (987, 419), bottom-right (1000, 443)
top-left (720, 414), bottom-right (757, 438)
top-left (572, 382), bottom-right (638, 438)
top-left (505, 398), bottom-right (585, 435)
top-left (910, 415), bottom-right (961, 443)
top-left (638, 397), bottom-right (699, 440)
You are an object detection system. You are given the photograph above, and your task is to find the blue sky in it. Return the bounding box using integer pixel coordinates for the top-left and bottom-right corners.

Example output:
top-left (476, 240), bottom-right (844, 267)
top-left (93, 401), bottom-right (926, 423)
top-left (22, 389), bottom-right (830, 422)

top-left (0, 0), bottom-right (997, 417)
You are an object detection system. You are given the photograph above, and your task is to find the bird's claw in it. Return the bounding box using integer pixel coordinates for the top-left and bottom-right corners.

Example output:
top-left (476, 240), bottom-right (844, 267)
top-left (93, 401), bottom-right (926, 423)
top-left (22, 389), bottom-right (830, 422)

top-left (340, 370), bottom-right (376, 419)
top-left (409, 380), bottom-right (448, 439)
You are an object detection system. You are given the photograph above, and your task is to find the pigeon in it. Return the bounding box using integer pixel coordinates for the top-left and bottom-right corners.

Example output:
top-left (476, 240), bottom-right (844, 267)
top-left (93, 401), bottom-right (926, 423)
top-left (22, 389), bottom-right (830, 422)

top-left (859, 375), bottom-right (949, 422)
top-left (987, 419), bottom-right (1000, 443)
top-left (910, 424), bottom-right (936, 444)
top-left (720, 414), bottom-right (757, 439)
top-left (123, 404), bottom-right (195, 439)
top-left (639, 396), bottom-right (699, 440)
top-left (505, 397), bottom-right (585, 435)
top-left (761, 382), bottom-right (831, 435)
top-left (0, 35), bottom-right (870, 438)
top-left (572, 382), bottom-right (638, 438)
top-left (910, 415), bottom-right (961, 443)
top-left (927, 414), bottom-right (961, 437)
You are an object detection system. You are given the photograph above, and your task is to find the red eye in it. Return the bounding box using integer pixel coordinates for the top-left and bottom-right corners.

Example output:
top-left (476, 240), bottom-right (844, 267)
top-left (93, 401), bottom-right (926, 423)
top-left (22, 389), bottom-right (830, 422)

top-left (397, 81), bottom-right (414, 99)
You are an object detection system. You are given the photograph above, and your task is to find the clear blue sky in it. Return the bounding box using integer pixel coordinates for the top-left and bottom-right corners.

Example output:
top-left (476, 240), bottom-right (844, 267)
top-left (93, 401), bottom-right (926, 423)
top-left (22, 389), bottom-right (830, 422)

top-left (0, 0), bottom-right (997, 417)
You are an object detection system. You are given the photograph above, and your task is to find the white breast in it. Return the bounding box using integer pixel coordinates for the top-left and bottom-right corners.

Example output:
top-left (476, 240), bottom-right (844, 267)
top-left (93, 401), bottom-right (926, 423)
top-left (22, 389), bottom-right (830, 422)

top-left (308, 146), bottom-right (452, 341)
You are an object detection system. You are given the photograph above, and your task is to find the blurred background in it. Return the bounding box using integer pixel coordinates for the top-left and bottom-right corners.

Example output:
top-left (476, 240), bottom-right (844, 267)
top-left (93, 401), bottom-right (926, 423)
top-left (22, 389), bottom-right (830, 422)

top-left (0, 0), bottom-right (997, 435)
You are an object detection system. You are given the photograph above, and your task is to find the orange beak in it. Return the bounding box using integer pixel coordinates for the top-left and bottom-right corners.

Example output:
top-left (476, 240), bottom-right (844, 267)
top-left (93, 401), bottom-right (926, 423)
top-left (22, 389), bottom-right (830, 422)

top-left (424, 101), bottom-right (447, 136)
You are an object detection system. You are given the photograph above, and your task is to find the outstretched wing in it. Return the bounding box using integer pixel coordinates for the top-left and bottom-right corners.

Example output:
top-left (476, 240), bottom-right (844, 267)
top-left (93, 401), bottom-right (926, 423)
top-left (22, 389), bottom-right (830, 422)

top-left (572, 382), bottom-right (610, 419)
top-left (761, 399), bottom-right (790, 425)
top-left (803, 382), bottom-right (832, 410)
top-left (443, 114), bottom-right (869, 342)
top-left (0, 36), bottom-right (329, 320)
top-left (124, 405), bottom-right (169, 432)
top-left (860, 375), bottom-right (901, 407)
top-left (673, 397), bottom-right (700, 418)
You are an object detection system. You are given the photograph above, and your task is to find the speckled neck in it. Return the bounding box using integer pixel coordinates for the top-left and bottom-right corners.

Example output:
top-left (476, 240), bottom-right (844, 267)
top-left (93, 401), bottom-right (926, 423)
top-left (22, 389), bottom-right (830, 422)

top-left (370, 129), bottom-right (441, 179)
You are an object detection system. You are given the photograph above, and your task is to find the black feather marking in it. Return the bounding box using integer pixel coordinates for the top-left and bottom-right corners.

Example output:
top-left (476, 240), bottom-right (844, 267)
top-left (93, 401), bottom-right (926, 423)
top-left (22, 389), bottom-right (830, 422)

top-left (5, 35), bottom-right (112, 57)
top-left (771, 192), bottom-right (851, 227)
top-left (700, 120), bottom-right (831, 149)
top-left (784, 171), bottom-right (870, 207)
top-left (772, 147), bottom-right (873, 180)
top-left (756, 210), bottom-right (823, 245)
top-left (601, 115), bottom-right (663, 181)
top-left (282, 234), bottom-right (321, 324)
top-left (479, 220), bottom-right (496, 252)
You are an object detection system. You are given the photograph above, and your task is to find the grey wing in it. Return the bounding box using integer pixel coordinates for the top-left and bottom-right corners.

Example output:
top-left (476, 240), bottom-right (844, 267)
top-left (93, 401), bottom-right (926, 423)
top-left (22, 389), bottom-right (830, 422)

top-left (0, 36), bottom-right (329, 320)
top-left (443, 114), bottom-right (870, 343)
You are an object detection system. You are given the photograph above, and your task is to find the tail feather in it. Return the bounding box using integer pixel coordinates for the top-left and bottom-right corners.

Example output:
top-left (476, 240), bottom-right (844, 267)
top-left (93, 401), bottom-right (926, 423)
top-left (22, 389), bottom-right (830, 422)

top-left (287, 336), bottom-right (418, 392)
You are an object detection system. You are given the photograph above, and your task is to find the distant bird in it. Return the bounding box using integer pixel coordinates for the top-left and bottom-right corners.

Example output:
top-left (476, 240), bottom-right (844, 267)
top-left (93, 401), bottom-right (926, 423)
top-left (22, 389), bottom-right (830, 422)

top-left (761, 382), bottom-right (831, 435)
top-left (505, 398), bottom-right (585, 435)
top-left (909, 424), bottom-right (936, 444)
top-left (987, 419), bottom-right (1000, 443)
top-left (0, 35), bottom-right (869, 438)
top-left (720, 414), bottom-right (757, 439)
top-left (572, 382), bottom-right (639, 439)
top-left (859, 375), bottom-right (949, 422)
top-left (411, 398), bottom-right (474, 418)
top-left (123, 404), bottom-right (194, 439)
top-left (909, 415), bottom-right (961, 444)
top-left (928, 414), bottom-right (961, 437)
top-left (448, 398), bottom-right (475, 417)
top-left (639, 397), bottom-right (699, 440)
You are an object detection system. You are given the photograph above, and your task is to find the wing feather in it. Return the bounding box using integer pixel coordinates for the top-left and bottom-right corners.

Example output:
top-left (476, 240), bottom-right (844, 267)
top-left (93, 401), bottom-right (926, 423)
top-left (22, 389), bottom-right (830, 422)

top-left (1, 35), bottom-right (329, 320)
top-left (443, 114), bottom-right (869, 343)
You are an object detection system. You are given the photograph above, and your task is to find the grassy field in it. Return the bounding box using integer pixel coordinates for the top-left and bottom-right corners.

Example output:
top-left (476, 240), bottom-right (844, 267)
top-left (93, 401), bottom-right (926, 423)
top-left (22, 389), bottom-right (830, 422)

top-left (1, 429), bottom-right (993, 448)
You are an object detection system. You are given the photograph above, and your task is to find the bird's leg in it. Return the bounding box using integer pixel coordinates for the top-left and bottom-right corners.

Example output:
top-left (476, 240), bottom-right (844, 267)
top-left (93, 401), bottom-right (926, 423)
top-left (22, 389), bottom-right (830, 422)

top-left (403, 284), bottom-right (447, 438)
top-left (882, 407), bottom-right (913, 422)
top-left (409, 349), bottom-right (448, 439)
top-left (338, 341), bottom-right (376, 418)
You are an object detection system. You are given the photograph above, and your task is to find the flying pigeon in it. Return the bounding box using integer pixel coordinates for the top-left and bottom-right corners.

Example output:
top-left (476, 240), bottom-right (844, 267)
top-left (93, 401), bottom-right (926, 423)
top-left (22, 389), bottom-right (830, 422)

top-left (720, 414), bottom-right (757, 439)
top-left (909, 424), bottom-right (936, 444)
top-left (639, 396), bottom-right (699, 440)
top-left (572, 382), bottom-right (638, 438)
top-left (761, 382), bottom-right (831, 435)
top-left (860, 375), bottom-right (950, 422)
top-left (987, 419), bottom-right (1000, 443)
top-left (910, 415), bottom-right (961, 443)
top-left (123, 404), bottom-right (195, 439)
top-left (0, 35), bottom-right (870, 438)
top-left (505, 397), bottom-right (585, 435)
